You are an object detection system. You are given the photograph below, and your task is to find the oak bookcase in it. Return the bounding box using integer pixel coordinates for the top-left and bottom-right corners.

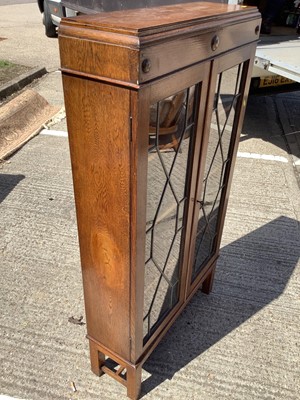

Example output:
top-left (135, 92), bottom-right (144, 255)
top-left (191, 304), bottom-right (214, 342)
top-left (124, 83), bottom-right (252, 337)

top-left (59, 3), bottom-right (260, 398)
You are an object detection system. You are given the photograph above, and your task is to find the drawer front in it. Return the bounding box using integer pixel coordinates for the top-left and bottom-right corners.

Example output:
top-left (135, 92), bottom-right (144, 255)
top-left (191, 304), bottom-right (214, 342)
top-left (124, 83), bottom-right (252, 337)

top-left (60, 17), bottom-right (260, 87)
top-left (139, 18), bottom-right (260, 83)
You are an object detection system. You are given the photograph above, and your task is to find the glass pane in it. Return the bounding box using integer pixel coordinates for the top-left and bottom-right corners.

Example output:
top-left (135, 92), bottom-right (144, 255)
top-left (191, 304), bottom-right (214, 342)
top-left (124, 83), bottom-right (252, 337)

top-left (192, 64), bottom-right (243, 281)
top-left (144, 84), bottom-right (199, 342)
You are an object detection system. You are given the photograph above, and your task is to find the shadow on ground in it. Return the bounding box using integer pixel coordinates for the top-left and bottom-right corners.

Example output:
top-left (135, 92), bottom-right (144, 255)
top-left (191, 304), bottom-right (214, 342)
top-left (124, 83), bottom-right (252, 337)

top-left (241, 92), bottom-right (300, 159)
top-left (141, 215), bottom-right (299, 396)
top-left (0, 173), bottom-right (25, 204)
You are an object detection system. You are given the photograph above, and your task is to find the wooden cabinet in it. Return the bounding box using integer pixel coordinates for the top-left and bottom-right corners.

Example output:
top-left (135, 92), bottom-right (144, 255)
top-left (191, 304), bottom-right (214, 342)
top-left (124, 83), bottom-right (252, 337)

top-left (59, 3), bottom-right (260, 399)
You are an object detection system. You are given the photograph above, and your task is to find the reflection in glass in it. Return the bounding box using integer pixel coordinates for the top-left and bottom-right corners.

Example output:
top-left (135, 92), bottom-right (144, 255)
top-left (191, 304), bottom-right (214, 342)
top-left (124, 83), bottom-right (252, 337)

top-left (144, 85), bottom-right (199, 342)
top-left (192, 64), bottom-right (243, 281)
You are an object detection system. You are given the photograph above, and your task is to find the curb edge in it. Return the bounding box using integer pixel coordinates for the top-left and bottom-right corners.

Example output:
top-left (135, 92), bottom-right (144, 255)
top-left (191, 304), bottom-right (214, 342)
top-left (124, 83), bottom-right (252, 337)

top-left (0, 67), bottom-right (47, 101)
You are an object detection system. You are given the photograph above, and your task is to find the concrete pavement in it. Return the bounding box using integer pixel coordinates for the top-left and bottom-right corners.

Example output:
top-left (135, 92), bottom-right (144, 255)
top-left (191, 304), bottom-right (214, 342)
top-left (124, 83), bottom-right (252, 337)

top-left (1, 74), bottom-right (300, 399)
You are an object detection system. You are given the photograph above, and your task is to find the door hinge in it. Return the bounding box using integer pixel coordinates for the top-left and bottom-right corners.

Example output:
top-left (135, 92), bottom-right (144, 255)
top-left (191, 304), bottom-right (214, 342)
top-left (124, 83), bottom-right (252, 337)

top-left (129, 116), bottom-right (133, 142)
top-left (129, 336), bottom-right (132, 353)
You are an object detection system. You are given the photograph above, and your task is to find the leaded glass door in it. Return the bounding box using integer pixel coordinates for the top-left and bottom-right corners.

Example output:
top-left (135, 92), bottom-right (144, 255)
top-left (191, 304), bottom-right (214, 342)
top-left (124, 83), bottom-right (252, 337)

top-left (187, 52), bottom-right (254, 292)
top-left (143, 84), bottom-right (199, 343)
top-left (140, 62), bottom-right (211, 346)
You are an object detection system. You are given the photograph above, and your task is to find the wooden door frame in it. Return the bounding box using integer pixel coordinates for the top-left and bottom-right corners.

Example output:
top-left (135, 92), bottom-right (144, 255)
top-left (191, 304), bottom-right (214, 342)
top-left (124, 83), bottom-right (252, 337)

top-left (185, 43), bottom-right (258, 298)
top-left (130, 60), bottom-right (211, 364)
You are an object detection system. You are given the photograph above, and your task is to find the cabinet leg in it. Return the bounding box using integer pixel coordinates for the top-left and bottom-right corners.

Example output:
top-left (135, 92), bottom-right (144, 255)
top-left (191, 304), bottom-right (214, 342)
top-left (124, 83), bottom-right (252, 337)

top-left (126, 365), bottom-right (142, 400)
top-left (202, 266), bottom-right (216, 294)
top-left (89, 341), bottom-right (105, 376)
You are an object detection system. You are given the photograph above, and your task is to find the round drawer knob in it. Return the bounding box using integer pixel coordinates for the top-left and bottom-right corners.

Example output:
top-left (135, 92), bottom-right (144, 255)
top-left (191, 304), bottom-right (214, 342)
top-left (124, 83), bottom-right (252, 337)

top-left (142, 59), bottom-right (151, 73)
top-left (211, 35), bottom-right (220, 51)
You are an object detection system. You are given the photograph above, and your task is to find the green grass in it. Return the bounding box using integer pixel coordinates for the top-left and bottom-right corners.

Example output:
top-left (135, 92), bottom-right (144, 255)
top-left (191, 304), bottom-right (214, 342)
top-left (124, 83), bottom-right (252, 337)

top-left (0, 60), bottom-right (14, 68)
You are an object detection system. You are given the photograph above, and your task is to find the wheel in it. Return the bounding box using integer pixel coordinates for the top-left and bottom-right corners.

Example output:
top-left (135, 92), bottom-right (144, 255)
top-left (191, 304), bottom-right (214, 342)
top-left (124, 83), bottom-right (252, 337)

top-left (43, 0), bottom-right (57, 38)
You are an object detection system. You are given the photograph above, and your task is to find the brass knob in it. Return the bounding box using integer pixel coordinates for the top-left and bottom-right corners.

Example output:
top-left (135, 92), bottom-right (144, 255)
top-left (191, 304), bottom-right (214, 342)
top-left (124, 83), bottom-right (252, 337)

top-left (211, 35), bottom-right (220, 51)
top-left (142, 59), bottom-right (151, 73)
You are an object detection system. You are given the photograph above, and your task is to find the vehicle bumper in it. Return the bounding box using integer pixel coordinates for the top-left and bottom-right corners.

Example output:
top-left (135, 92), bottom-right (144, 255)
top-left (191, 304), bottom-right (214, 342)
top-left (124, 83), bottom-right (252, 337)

top-left (48, 0), bottom-right (65, 26)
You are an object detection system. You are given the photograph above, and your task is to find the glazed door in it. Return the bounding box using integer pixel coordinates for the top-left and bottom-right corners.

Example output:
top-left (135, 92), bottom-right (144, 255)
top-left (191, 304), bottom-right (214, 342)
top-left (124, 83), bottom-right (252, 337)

top-left (138, 61), bottom-right (211, 349)
top-left (187, 46), bottom-right (256, 293)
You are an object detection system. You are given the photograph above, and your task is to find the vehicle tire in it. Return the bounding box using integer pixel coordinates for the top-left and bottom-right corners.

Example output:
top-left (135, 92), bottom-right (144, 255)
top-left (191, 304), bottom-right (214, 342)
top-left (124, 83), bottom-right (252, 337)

top-left (43, 0), bottom-right (57, 38)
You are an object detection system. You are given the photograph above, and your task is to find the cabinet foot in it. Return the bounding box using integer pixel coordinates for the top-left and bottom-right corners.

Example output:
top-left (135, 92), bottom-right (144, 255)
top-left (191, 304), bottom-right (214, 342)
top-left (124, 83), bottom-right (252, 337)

top-left (89, 341), bottom-right (105, 376)
top-left (88, 339), bottom-right (141, 399)
top-left (202, 266), bottom-right (216, 294)
top-left (126, 365), bottom-right (142, 400)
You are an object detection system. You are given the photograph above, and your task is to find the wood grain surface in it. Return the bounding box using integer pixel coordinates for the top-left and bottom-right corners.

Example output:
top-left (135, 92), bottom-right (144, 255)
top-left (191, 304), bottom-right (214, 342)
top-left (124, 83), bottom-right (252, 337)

top-left (62, 75), bottom-right (131, 360)
top-left (59, 2), bottom-right (260, 86)
top-left (61, 2), bottom-right (256, 33)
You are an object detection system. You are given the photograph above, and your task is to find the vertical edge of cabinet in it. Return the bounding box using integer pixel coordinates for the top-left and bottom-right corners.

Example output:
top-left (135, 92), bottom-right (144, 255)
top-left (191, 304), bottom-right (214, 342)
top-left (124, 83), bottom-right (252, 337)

top-left (185, 54), bottom-right (220, 294)
top-left (62, 73), bottom-right (131, 361)
top-left (129, 88), bottom-right (150, 362)
top-left (181, 65), bottom-right (212, 301)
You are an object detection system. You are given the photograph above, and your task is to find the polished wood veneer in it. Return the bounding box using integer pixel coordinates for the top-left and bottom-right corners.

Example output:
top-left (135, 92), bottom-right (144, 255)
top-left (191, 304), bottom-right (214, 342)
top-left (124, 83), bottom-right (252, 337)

top-left (59, 3), bottom-right (260, 398)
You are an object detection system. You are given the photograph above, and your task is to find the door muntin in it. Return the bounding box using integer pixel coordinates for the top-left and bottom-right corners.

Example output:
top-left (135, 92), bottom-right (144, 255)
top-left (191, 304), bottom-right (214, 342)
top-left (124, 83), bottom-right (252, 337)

top-left (192, 63), bottom-right (244, 281)
top-left (143, 83), bottom-right (200, 343)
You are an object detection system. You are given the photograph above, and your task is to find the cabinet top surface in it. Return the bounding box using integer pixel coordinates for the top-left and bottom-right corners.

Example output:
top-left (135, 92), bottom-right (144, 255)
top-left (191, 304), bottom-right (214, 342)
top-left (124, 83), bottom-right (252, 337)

top-left (61, 2), bottom-right (258, 35)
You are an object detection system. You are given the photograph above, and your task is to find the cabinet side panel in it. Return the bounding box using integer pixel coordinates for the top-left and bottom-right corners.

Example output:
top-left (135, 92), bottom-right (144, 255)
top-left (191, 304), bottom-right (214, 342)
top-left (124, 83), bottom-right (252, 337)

top-left (62, 74), bottom-right (131, 360)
